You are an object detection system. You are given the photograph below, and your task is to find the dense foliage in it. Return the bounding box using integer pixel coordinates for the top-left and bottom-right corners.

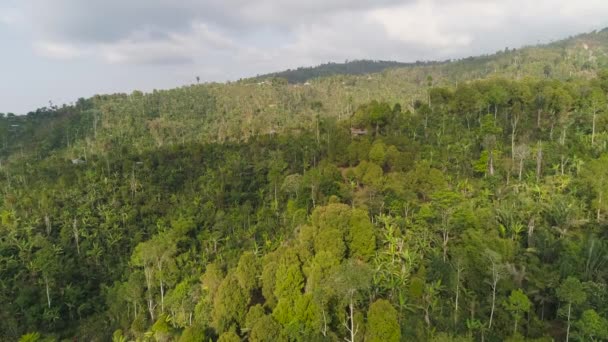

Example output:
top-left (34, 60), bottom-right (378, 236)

top-left (2, 30), bottom-right (608, 342)
top-left (254, 60), bottom-right (421, 84)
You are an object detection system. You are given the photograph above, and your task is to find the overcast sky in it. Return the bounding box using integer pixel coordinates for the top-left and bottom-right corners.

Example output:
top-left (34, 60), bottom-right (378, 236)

top-left (1, 0), bottom-right (608, 114)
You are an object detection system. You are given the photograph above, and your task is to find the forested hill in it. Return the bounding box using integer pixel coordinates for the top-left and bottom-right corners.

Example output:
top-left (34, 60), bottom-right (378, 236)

top-left (250, 28), bottom-right (608, 84)
top-left (2, 29), bottom-right (608, 342)
top-left (252, 60), bottom-right (419, 83)
top-left (2, 28), bottom-right (608, 162)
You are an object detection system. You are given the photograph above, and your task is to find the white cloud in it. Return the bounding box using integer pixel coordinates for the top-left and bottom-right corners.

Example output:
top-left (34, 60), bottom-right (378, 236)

top-left (33, 41), bottom-right (87, 60)
top-left (11, 0), bottom-right (608, 68)
top-left (98, 23), bottom-right (237, 64)
top-left (3, 0), bottom-right (608, 114)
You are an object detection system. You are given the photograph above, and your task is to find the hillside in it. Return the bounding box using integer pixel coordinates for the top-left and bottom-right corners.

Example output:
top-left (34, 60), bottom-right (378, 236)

top-left (1, 29), bottom-right (608, 341)
top-left (252, 60), bottom-right (427, 83)
top-left (3, 29), bottom-right (608, 162)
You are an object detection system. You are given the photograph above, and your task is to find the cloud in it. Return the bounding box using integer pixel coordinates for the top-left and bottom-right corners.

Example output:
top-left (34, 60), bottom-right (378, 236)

top-left (33, 41), bottom-right (87, 60)
top-left (23, 0), bottom-right (407, 42)
top-left (3, 0), bottom-right (608, 114)
top-left (17, 0), bottom-right (606, 70)
top-left (98, 23), bottom-right (237, 65)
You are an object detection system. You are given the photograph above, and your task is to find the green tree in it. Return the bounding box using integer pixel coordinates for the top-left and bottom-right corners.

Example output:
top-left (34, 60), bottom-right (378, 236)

top-left (582, 155), bottom-right (608, 221)
top-left (212, 273), bottom-right (249, 333)
top-left (328, 261), bottom-right (372, 342)
top-left (250, 315), bottom-right (285, 342)
top-left (274, 264), bottom-right (304, 300)
top-left (557, 277), bottom-right (587, 342)
top-left (505, 289), bottom-right (531, 335)
top-left (365, 299), bottom-right (401, 342)
top-left (236, 252), bottom-right (261, 294)
top-left (218, 331), bottom-right (241, 342)
top-left (347, 209), bottom-right (376, 261)
top-left (575, 309), bottom-right (608, 341)
top-left (369, 141), bottom-right (387, 166)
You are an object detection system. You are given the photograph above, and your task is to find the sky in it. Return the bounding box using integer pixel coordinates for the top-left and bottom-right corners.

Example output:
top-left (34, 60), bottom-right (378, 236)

top-left (1, 0), bottom-right (608, 114)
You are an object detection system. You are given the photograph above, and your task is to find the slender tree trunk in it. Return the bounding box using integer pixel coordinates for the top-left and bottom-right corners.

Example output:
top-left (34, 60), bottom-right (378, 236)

top-left (316, 115), bottom-right (320, 145)
top-left (160, 278), bottom-right (165, 313)
top-left (597, 192), bottom-right (602, 222)
top-left (454, 264), bottom-right (461, 327)
top-left (527, 219), bottom-right (535, 247)
top-left (144, 267), bottom-right (155, 321)
top-left (566, 303), bottom-right (571, 342)
top-left (592, 112), bottom-right (597, 146)
top-left (536, 141), bottom-right (543, 182)
top-left (540, 301), bottom-right (544, 321)
top-left (274, 183), bottom-right (278, 209)
top-left (489, 278), bottom-right (496, 330)
top-left (488, 150), bottom-right (494, 176)
top-left (442, 230), bottom-right (449, 262)
top-left (511, 117), bottom-right (518, 161)
top-left (44, 275), bottom-right (51, 308)
top-left (518, 158), bottom-right (524, 181)
top-left (344, 293), bottom-right (358, 342)
top-left (322, 310), bottom-right (328, 337)
top-left (73, 219), bottom-right (80, 256)
top-left (148, 298), bottom-right (155, 321)
top-left (350, 300), bottom-right (356, 342)
top-left (45, 215), bottom-right (51, 235)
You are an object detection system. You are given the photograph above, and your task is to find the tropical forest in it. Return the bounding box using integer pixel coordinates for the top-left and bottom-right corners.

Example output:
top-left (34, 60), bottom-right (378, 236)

top-left (2, 26), bottom-right (608, 342)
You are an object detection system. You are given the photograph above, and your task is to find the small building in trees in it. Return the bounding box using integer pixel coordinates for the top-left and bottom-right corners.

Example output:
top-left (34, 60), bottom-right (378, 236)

top-left (350, 128), bottom-right (368, 136)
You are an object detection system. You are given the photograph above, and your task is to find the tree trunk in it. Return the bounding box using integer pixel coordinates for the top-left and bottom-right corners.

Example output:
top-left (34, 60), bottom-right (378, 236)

top-left (592, 112), bottom-right (597, 146)
top-left (45, 215), bottom-right (51, 235)
top-left (73, 219), bottom-right (80, 256)
top-left (488, 148), bottom-right (495, 177)
top-left (536, 142), bottom-right (543, 182)
top-left (160, 278), bottom-right (165, 313)
top-left (527, 219), bottom-right (535, 247)
top-left (442, 230), bottom-right (449, 262)
top-left (148, 299), bottom-right (155, 322)
top-left (322, 310), bottom-right (328, 337)
top-left (566, 303), bottom-right (571, 342)
top-left (44, 275), bottom-right (51, 308)
top-left (511, 118), bottom-right (517, 161)
top-left (518, 158), bottom-right (524, 181)
top-left (144, 267), bottom-right (155, 320)
top-left (350, 300), bottom-right (356, 342)
top-left (597, 192), bottom-right (602, 222)
top-left (489, 278), bottom-right (496, 330)
top-left (344, 294), bottom-right (358, 342)
top-left (454, 264), bottom-right (461, 328)
top-left (560, 156), bottom-right (568, 176)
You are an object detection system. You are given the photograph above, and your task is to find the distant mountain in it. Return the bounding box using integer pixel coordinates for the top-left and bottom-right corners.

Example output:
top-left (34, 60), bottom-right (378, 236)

top-left (3, 28), bottom-right (608, 161)
top-left (253, 59), bottom-right (441, 83)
